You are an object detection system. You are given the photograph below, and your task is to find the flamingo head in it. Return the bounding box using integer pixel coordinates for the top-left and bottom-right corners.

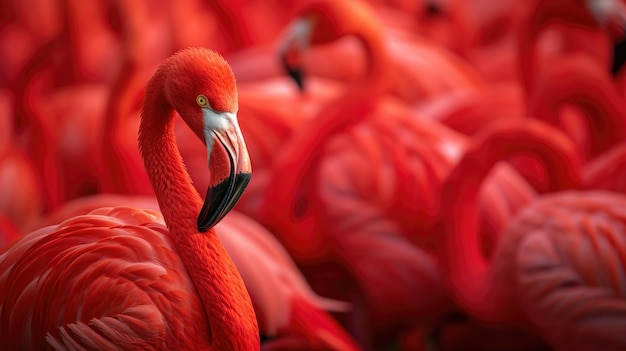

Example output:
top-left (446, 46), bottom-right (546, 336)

top-left (278, 16), bottom-right (314, 91)
top-left (278, 0), bottom-right (376, 91)
top-left (586, 0), bottom-right (626, 40)
top-left (164, 47), bottom-right (252, 231)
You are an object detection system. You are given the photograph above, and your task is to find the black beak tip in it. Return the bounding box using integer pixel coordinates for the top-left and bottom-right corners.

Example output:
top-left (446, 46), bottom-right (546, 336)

top-left (197, 220), bottom-right (210, 233)
top-left (280, 53), bottom-right (305, 91)
top-left (289, 68), bottom-right (305, 91)
top-left (197, 172), bottom-right (252, 232)
top-left (612, 35), bottom-right (626, 75)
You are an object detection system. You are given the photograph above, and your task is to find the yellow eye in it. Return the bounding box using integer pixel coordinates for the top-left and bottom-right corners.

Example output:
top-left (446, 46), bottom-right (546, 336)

top-left (196, 94), bottom-right (208, 107)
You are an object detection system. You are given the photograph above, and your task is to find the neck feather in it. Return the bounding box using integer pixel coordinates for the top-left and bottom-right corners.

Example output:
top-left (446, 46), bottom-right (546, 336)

top-left (139, 71), bottom-right (259, 349)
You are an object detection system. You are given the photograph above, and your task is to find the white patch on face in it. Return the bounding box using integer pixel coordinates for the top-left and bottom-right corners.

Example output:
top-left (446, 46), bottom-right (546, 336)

top-left (277, 18), bottom-right (313, 56)
top-left (202, 109), bottom-right (240, 163)
top-left (587, 0), bottom-right (626, 26)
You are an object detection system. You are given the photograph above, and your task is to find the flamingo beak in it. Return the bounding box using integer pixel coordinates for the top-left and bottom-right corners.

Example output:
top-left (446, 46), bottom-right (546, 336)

top-left (198, 109), bottom-right (251, 232)
top-left (278, 18), bottom-right (313, 91)
top-left (281, 53), bottom-right (305, 91)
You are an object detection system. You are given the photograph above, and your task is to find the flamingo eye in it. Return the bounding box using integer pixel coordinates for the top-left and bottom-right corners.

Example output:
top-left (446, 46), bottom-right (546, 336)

top-left (196, 94), bottom-right (209, 107)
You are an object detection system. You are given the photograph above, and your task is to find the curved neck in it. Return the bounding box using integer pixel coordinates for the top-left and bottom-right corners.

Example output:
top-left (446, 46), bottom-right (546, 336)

top-left (139, 72), bottom-right (259, 349)
top-left (14, 41), bottom-right (66, 211)
top-left (438, 119), bottom-right (582, 322)
top-left (207, 0), bottom-right (253, 51)
top-left (103, 0), bottom-right (154, 195)
top-left (61, 0), bottom-right (115, 82)
top-left (517, 0), bottom-right (601, 93)
top-left (527, 55), bottom-right (626, 159)
top-left (262, 10), bottom-right (390, 252)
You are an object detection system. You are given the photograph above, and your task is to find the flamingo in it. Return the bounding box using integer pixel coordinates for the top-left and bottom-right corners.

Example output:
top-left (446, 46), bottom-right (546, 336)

top-left (437, 118), bottom-right (626, 350)
top-left (60, 0), bottom-right (122, 83)
top-left (101, 0), bottom-right (175, 197)
top-left (0, 0), bottom-right (62, 87)
top-left (0, 47), bottom-right (259, 349)
top-left (517, 0), bottom-right (626, 94)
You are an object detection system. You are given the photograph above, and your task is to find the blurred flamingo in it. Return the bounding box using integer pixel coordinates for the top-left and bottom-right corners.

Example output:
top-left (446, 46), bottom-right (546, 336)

top-left (13, 16), bottom-right (109, 205)
top-left (517, 0), bottom-right (626, 94)
top-left (12, 40), bottom-right (67, 211)
top-left (0, 47), bottom-right (260, 349)
top-left (0, 0), bottom-right (63, 87)
top-left (101, 0), bottom-right (173, 196)
top-left (438, 118), bottom-right (626, 350)
top-left (60, 0), bottom-right (122, 83)
top-left (0, 88), bottom-right (43, 232)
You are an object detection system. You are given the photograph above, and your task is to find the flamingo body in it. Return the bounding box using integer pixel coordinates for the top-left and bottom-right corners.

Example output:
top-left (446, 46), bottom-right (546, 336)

top-left (0, 207), bottom-right (212, 350)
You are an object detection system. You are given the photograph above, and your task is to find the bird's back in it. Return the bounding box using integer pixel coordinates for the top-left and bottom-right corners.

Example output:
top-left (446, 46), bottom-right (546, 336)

top-left (0, 206), bottom-right (211, 350)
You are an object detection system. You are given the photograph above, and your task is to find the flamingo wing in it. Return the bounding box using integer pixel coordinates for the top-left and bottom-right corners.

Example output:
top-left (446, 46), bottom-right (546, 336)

top-left (0, 207), bottom-right (207, 350)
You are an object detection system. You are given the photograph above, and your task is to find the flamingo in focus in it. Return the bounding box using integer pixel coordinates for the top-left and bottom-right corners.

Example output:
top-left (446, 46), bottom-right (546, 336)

top-left (0, 47), bottom-right (259, 349)
top-left (438, 118), bottom-right (626, 350)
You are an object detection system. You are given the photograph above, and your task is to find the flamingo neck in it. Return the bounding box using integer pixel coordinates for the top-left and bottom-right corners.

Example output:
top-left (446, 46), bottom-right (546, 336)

top-left (439, 120), bottom-right (582, 322)
top-left (103, 0), bottom-right (159, 195)
top-left (210, 0), bottom-right (253, 51)
top-left (527, 55), bottom-right (626, 159)
top-left (262, 12), bottom-right (390, 255)
top-left (518, 0), bottom-right (601, 93)
top-left (61, 0), bottom-right (114, 82)
top-left (15, 43), bottom-right (65, 211)
top-left (139, 73), bottom-right (259, 350)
